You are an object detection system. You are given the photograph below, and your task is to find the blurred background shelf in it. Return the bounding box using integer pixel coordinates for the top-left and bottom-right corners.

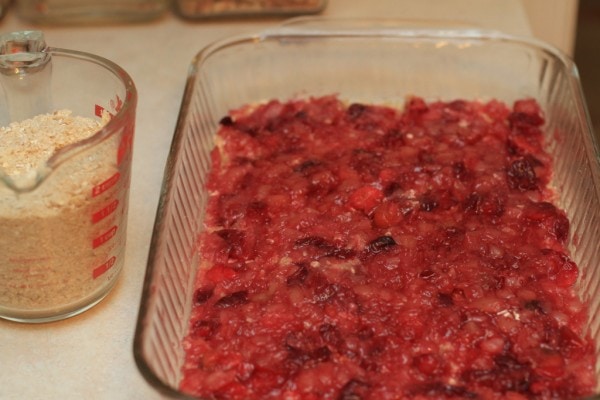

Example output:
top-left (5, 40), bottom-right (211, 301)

top-left (575, 0), bottom-right (600, 138)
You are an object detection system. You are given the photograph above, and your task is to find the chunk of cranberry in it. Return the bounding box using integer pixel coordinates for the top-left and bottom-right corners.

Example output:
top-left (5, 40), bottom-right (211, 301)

top-left (420, 195), bottom-right (438, 212)
top-left (245, 201), bottom-right (270, 224)
top-left (364, 235), bottom-right (397, 254)
top-left (452, 161), bottom-right (470, 181)
top-left (419, 269), bottom-right (436, 279)
top-left (338, 379), bottom-right (371, 400)
top-left (191, 319), bottom-right (220, 339)
top-left (295, 235), bottom-right (330, 248)
top-left (542, 353), bottom-right (567, 378)
top-left (463, 353), bottom-right (533, 394)
top-left (215, 194), bottom-right (245, 226)
top-left (524, 299), bottom-right (546, 314)
top-left (319, 323), bottom-right (343, 348)
top-left (347, 103), bottom-right (367, 119)
top-left (463, 192), bottom-right (505, 217)
top-left (405, 97), bottom-right (429, 114)
top-left (193, 287), bottom-right (214, 305)
top-left (294, 236), bottom-right (356, 260)
top-left (215, 229), bottom-right (248, 260)
top-left (381, 129), bottom-right (405, 148)
top-left (558, 326), bottom-right (591, 356)
top-left (348, 186), bottom-right (384, 214)
top-left (204, 264), bottom-right (237, 284)
top-left (219, 115), bottom-right (234, 126)
top-left (294, 159), bottom-right (322, 174)
top-left (312, 346), bottom-right (332, 363)
top-left (513, 98), bottom-right (543, 117)
top-left (447, 99), bottom-right (469, 112)
top-left (411, 382), bottom-right (477, 399)
top-left (284, 332), bottom-right (333, 369)
top-left (286, 263), bottom-right (309, 286)
top-left (372, 200), bottom-right (404, 228)
top-left (349, 149), bottom-right (382, 177)
top-left (509, 99), bottom-right (544, 129)
top-left (437, 292), bottom-right (454, 307)
top-left (506, 157), bottom-right (538, 191)
top-left (509, 111), bottom-right (544, 130)
top-left (214, 290), bottom-right (249, 308)
top-left (554, 259), bottom-right (579, 287)
top-left (413, 353), bottom-right (441, 375)
top-left (285, 331), bottom-right (310, 352)
top-left (308, 168), bottom-right (340, 197)
top-left (522, 202), bottom-right (570, 242)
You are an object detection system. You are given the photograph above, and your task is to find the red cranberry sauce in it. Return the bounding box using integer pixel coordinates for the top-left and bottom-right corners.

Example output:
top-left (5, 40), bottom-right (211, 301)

top-left (180, 96), bottom-right (597, 399)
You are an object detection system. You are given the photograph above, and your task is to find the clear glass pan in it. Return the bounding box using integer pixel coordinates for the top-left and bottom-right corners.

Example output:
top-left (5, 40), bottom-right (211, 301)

top-left (134, 19), bottom-right (600, 399)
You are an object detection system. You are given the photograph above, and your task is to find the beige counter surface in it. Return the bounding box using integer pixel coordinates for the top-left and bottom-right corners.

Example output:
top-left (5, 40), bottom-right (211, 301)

top-left (0, 1), bottom-right (542, 399)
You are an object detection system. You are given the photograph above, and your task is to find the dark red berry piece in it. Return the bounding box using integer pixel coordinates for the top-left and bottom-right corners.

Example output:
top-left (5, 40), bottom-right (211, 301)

top-left (216, 229), bottom-right (246, 259)
top-left (338, 379), bottom-right (370, 400)
top-left (319, 323), bottom-right (343, 347)
top-left (347, 103), bottom-right (367, 119)
top-left (365, 235), bottom-right (397, 254)
top-left (286, 263), bottom-right (309, 286)
top-left (420, 196), bottom-right (438, 212)
top-left (507, 157), bottom-right (538, 191)
top-left (193, 287), bottom-right (214, 305)
top-left (294, 235), bottom-right (330, 249)
top-left (214, 290), bottom-right (249, 308)
top-left (219, 115), bottom-right (234, 126)
top-left (191, 319), bottom-right (220, 339)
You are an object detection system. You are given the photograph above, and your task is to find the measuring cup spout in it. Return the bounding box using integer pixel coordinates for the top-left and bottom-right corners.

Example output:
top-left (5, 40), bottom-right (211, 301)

top-left (0, 30), bottom-right (52, 125)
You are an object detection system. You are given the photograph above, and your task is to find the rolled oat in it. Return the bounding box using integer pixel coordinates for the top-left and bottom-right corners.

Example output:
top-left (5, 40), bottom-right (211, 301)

top-left (0, 110), bottom-right (123, 318)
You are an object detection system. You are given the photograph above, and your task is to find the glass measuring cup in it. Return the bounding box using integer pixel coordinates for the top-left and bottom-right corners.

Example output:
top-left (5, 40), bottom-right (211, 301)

top-left (0, 31), bottom-right (137, 323)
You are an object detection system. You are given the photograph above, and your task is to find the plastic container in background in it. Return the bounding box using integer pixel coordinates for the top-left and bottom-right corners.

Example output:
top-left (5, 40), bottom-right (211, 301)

top-left (133, 19), bottom-right (600, 398)
top-left (174, 0), bottom-right (327, 19)
top-left (0, 31), bottom-right (137, 322)
top-left (15, 0), bottom-right (168, 24)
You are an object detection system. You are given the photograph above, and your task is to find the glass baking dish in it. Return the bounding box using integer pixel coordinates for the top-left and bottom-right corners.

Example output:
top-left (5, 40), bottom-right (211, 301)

top-left (133, 19), bottom-right (600, 399)
top-left (173, 0), bottom-right (327, 19)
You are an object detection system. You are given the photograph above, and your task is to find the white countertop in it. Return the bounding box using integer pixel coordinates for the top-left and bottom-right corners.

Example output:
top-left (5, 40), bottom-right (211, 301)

top-left (0, 1), bottom-right (541, 399)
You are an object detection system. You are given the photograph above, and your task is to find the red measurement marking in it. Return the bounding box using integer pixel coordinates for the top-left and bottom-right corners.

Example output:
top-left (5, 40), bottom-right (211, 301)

top-left (92, 225), bottom-right (118, 249)
top-left (110, 95), bottom-right (123, 113)
top-left (92, 172), bottom-right (120, 197)
top-left (95, 103), bottom-right (115, 118)
top-left (117, 123), bottom-right (134, 166)
top-left (92, 256), bottom-right (116, 279)
top-left (94, 104), bottom-right (105, 118)
top-left (91, 199), bottom-right (119, 224)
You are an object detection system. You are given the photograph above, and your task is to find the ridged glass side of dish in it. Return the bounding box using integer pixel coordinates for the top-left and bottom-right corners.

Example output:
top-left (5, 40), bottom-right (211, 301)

top-left (133, 20), bottom-right (600, 399)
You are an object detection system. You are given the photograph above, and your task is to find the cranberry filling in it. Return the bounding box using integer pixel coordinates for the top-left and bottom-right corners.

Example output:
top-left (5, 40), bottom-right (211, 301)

top-left (180, 96), bottom-right (597, 399)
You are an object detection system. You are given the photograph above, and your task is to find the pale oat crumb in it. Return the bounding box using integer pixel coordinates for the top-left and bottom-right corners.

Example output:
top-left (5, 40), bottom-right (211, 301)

top-left (0, 110), bottom-right (109, 178)
top-left (0, 110), bottom-right (118, 313)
